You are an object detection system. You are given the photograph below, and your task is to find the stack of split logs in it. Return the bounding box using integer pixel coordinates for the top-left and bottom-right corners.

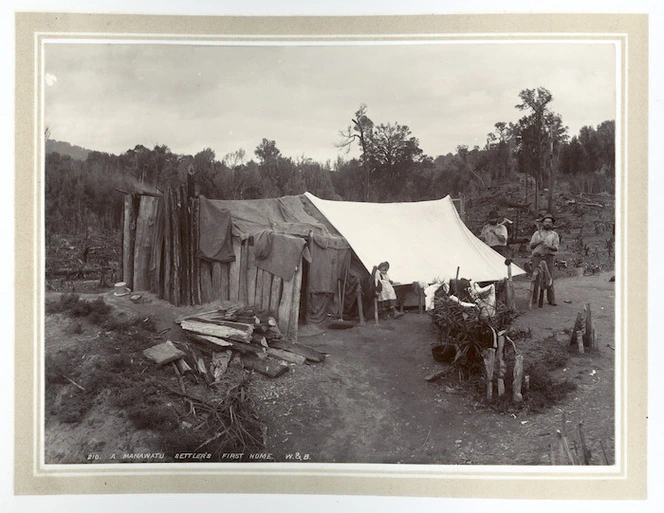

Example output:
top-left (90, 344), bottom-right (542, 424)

top-left (482, 330), bottom-right (525, 402)
top-left (569, 303), bottom-right (597, 354)
top-left (174, 305), bottom-right (326, 379)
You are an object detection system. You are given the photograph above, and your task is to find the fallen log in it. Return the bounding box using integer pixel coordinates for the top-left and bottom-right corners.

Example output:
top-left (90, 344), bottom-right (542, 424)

top-left (241, 353), bottom-right (289, 378)
top-left (180, 319), bottom-right (252, 343)
top-left (266, 339), bottom-right (326, 363)
top-left (185, 332), bottom-right (267, 358)
top-left (266, 347), bottom-right (306, 365)
top-left (210, 351), bottom-right (232, 381)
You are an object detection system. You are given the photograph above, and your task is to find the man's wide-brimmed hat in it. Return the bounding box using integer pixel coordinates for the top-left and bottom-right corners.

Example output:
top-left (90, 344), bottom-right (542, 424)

top-left (539, 213), bottom-right (556, 223)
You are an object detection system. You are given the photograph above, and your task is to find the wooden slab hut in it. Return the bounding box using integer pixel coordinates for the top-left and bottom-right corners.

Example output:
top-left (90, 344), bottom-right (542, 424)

top-left (121, 187), bottom-right (354, 340)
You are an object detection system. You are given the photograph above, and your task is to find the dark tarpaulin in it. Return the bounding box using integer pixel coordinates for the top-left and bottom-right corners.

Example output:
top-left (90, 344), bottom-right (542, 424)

top-left (253, 229), bottom-right (308, 282)
top-left (198, 196), bottom-right (235, 263)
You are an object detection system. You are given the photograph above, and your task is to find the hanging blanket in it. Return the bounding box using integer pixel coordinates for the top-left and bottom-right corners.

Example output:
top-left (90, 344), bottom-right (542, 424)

top-left (253, 229), bottom-right (307, 281)
top-left (198, 196), bottom-right (235, 263)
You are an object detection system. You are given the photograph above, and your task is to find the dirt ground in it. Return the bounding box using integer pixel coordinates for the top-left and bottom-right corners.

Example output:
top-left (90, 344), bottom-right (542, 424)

top-left (43, 269), bottom-right (615, 466)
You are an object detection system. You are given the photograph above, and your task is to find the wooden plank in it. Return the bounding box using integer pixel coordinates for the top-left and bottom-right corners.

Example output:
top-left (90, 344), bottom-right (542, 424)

top-left (287, 260), bottom-right (303, 340)
top-left (169, 188), bottom-right (181, 306)
top-left (239, 239), bottom-right (248, 305)
top-left (277, 269), bottom-right (295, 336)
top-left (261, 270), bottom-right (273, 311)
top-left (133, 195), bottom-right (159, 292)
top-left (267, 339), bottom-right (326, 363)
top-left (150, 197), bottom-right (165, 295)
top-left (270, 275), bottom-right (282, 313)
top-left (241, 354), bottom-right (289, 378)
top-left (266, 347), bottom-right (306, 365)
top-left (122, 194), bottom-right (138, 288)
top-left (162, 190), bottom-right (172, 302)
top-left (246, 243), bottom-right (258, 309)
top-left (211, 262), bottom-right (222, 301)
top-left (255, 269), bottom-right (264, 308)
top-left (185, 332), bottom-right (266, 357)
top-left (178, 186), bottom-right (190, 306)
top-left (180, 319), bottom-right (252, 343)
top-left (220, 263), bottom-right (230, 301)
top-left (192, 197), bottom-right (201, 305)
top-left (228, 238), bottom-right (241, 302)
top-left (142, 340), bottom-right (185, 366)
top-left (199, 260), bottom-right (212, 304)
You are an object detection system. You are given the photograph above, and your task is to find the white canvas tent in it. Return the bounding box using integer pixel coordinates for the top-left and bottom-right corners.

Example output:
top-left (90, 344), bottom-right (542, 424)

top-left (305, 192), bottom-right (525, 285)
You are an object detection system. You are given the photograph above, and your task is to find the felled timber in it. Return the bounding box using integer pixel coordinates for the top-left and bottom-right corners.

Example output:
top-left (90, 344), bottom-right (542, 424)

top-left (228, 238), bottom-right (241, 302)
top-left (241, 353), bottom-right (289, 378)
top-left (133, 195), bottom-right (160, 292)
top-left (180, 319), bottom-right (252, 343)
top-left (246, 244), bottom-right (258, 308)
top-left (239, 239), bottom-right (248, 304)
top-left (255, 268), bottom-right (265, 307)
top-left (266, 347), bottom-right (306, 365)
top-left (122, 193), bottom-right (139, 289)
top-left (162, 189), bottom-right (172, 302)
top-left (143, 340), bottom-right (185, 365)
top-left (178, 186), bottom-right (190, 306)
top-left (220, 262), bottom-right (229, 301)
top-left (261, 270), bottom-right (272, 311)
top-left (270, 276), bottom-right (282, 312)
top-left (199, 260), bottom-right (213, 303)
top-left (192, 197), bottom-right (201, 305)
top-left (150, 197), bottom-right (165, 295)
top-left (169, 188), bottom-right (181, 306)
top-left (210, 350), bottom-right (232, 381)
top-left (267, 339), bottom-right (326, 363)
top-left (287, 262), bottom-right (303, 340)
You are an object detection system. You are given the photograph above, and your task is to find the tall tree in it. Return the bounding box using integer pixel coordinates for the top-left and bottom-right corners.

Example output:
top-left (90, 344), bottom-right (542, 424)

top-left (514, 87), bottom-right (567, 211)
top-left (337, 105), bottom-right (424, 201)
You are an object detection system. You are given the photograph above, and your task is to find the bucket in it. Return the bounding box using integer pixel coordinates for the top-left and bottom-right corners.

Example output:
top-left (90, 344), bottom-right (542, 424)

top-left (113, 282), bottom-right (131, 296)
top-left (575, 267), bottom-right (585, 277)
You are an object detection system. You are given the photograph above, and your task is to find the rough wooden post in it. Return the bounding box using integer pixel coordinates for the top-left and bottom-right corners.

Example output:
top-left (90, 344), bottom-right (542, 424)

top-left (583, 303), bottom-right (593, 349)
top-left (497, 333), bottom-right (506, 396)
top-left (576, 330), bottom-right (585, 354)
top-left (357, 285), bottom-right (365, 325)
top-left (122, 193), bottom-right (139, 289)
top-left (483, 348), bottom-right (496, 400)
top-left (512, 354), bottom-right (523, 402)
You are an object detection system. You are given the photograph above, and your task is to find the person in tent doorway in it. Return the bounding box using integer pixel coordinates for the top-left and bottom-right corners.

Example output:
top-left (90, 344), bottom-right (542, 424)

top-left (373, 261), bottom-right (404, 319)
top-left (529, 213), bottom-right (559, 306)
top-left (479, 209), bottom-right (508, 256)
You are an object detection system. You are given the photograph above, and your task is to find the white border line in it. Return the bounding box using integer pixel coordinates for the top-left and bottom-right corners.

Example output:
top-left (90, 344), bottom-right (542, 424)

top-left (35, 31), bottom-right (626, 482)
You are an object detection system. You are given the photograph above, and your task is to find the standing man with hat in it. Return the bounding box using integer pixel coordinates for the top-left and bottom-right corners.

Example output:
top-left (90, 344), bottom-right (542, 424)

top-left (479, 210), bottom-right (509, 257)
top-left (529, 213), bottom-right (559, 306)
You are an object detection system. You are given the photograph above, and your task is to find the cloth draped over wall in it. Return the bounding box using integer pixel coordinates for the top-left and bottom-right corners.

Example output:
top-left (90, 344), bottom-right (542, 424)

top-left (305, 239), bottom-right (351, 324)
top-left (198, 196), bottom-right (235, 263)
top-left (253, 229), bottom-right (308, 282)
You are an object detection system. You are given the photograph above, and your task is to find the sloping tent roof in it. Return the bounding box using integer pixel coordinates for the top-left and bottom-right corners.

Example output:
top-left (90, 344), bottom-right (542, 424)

top-left (204, 195), bottom-right (344, 243)
top-left (304, 192), bottom-right (525, 284)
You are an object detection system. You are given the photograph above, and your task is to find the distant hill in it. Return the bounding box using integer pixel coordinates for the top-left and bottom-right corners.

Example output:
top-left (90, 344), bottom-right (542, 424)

top-left (46, 139), bottom-right (92, 161)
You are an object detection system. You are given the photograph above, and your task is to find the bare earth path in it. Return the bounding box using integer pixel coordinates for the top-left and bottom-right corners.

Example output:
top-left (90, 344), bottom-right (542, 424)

top-left (258, 272), bottom-right (616, 465)
top-left (44, 272), bottom-right (615, 466)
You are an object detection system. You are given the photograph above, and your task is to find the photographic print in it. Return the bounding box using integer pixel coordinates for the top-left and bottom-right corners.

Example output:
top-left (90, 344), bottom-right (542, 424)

top-left (14, 12), bottom-right (648, 499)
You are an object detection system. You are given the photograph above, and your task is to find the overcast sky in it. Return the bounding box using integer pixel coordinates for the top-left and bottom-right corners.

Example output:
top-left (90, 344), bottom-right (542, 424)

top-left (44, 41), bottom-right (616, 164)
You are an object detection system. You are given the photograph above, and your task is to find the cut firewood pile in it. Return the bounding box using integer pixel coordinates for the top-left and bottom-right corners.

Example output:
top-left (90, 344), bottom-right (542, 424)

top-left (154, 305), bottom-right (327, 382)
